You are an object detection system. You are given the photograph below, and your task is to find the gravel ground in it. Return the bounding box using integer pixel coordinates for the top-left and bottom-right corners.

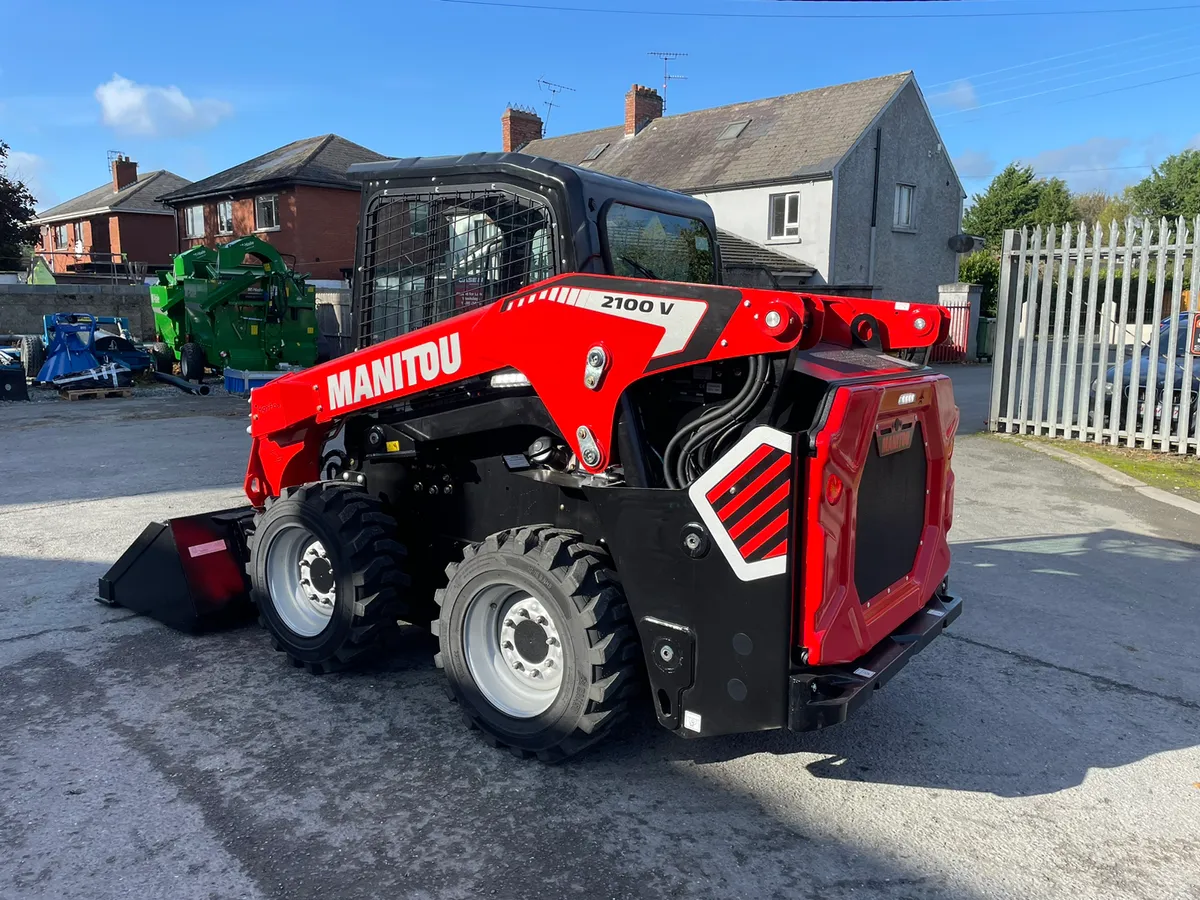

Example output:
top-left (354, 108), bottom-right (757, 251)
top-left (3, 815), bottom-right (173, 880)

top-left (1, 385), bottom-right (1197, 900)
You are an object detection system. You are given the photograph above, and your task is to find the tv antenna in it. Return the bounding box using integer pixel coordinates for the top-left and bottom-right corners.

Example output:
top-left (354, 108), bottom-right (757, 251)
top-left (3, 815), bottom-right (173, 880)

top-left (537, 78), bottom-right (576, 132)
top-left (648, 51), bottom-right (687, 113)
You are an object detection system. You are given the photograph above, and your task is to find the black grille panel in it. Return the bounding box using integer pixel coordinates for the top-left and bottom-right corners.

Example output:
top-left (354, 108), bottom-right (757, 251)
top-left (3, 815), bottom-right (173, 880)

top-left (854, 421), bottom-right (927, 603)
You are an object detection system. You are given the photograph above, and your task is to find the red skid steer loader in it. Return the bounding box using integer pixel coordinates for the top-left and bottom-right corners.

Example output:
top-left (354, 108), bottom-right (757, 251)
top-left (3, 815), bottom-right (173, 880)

top-left (100, 154), bottom-right (962, 761)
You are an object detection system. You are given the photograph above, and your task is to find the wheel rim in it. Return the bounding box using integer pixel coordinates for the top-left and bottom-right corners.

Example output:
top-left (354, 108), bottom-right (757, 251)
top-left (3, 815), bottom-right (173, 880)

top-left (462, 584), bottom-right (565, 719)
top-left (264, 524), bottom-right (337, 637)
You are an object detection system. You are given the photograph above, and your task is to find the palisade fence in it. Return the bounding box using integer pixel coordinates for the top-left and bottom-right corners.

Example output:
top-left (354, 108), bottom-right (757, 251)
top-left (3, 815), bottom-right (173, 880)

top-left (990, 217), bottom-right (1200, 455)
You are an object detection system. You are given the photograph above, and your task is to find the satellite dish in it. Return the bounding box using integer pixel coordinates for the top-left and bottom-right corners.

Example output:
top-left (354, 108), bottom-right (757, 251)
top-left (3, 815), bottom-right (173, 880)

top-left (948, 233), bottom-right (984, 254)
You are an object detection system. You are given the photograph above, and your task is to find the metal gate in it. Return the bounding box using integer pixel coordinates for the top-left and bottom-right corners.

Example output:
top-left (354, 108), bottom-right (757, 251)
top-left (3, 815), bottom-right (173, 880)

top-left (930, 301), bottom-right (971, 363)
top-left (990, 218), bottom-right (1199, 455)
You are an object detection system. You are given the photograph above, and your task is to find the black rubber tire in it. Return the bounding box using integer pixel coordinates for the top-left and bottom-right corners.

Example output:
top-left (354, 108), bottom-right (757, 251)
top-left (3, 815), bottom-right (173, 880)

top-left (19, 336), bottom-right (44, 381)
top-left (433, 526), bottom-right (640, 762)
top-left (149, 342), bottom-right (174, 373)
top-left (248, 482), bottom-right (410, 674)
top-left (179, 342), bottom-right (205, 381)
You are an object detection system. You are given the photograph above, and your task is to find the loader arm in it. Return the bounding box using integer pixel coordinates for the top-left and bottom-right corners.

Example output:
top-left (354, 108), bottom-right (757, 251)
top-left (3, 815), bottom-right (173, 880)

top-left (244, 274), bottom-right (949, 506)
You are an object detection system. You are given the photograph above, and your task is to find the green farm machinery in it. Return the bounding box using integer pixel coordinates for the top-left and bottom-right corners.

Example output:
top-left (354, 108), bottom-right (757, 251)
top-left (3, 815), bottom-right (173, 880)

top-left (150, 236), bottom-right (321, 379)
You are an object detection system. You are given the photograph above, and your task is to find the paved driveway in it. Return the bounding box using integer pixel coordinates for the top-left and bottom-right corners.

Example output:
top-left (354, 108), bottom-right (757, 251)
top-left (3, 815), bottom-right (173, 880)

top-left (2, 391), bottom-right (1197, 900)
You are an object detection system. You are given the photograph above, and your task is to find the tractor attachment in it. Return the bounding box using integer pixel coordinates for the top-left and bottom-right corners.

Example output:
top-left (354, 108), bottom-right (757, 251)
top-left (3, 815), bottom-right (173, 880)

top-left (97, 508), bottom-right (255, 633)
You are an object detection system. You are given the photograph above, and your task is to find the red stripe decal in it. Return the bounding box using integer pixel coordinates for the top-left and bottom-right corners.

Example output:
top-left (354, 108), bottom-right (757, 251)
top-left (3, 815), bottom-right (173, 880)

top-left (728, 482), bottom-right (789, 539)
top-left (739, 509), bottom-right (789, 558)
top-left (705, 444), bottom-right (775, 505)
top-left (718, 455), bottom-right (790, 524)
top-left (763, 540), bottom-right (788, 559)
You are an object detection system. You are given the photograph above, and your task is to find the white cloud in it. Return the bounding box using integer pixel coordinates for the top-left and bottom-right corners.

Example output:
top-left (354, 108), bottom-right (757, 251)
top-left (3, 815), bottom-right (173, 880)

top-left (94, 74), bottom-right (231, 138)
top-left (931, 80), bottom-right (978, 112)
top-left (3, 149), bottom-right (56, 209)
top-left (953, 149), bottom-right (995, 180)
top-left (1022, 137), bottom-right (1133, 192)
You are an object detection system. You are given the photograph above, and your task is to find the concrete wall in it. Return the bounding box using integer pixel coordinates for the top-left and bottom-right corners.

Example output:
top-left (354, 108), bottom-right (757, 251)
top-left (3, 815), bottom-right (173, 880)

top-left (0, 284), bottom-right (154, 339)
top-left (174, 185), bottom-right (362, 281)
top-left (832, 81), bottom-right (964, 303)
top-left (693, 179), bottom-right (833, 283)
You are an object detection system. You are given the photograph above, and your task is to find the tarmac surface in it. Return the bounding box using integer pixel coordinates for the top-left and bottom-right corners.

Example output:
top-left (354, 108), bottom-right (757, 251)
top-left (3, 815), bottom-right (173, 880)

top-left (2, 378), bottom-right (1197, 900)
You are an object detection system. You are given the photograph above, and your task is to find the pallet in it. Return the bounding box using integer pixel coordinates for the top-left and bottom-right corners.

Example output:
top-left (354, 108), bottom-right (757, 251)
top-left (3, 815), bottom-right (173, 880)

top-left (60, 386), bottom-right (134, 401)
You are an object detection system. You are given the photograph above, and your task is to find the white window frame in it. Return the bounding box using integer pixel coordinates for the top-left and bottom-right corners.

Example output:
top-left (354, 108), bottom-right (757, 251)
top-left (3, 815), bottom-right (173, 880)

top-left (53, 224), bottom-right (68, 247)
top-left (255, 194), bottom-right (279, 232)
top-left (217, 200), bottom-right (234, 235)
top-left (893, 183), bottom-right (916, 232)
top-left (767, 192), bottom-right (800, 242)
top-left (184, 205), bottom-right (205, 239)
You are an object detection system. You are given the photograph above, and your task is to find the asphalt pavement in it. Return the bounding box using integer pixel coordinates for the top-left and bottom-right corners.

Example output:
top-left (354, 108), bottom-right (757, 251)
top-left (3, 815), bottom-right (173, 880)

top-left (1, 383), bottom-right (1197, 900)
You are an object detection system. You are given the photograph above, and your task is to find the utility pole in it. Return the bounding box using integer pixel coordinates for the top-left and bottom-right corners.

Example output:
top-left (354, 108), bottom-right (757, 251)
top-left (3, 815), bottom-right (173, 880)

top-left (537, 78), bottom-right (576, 133)
top-left (648, 51), bottom-right (687, 114)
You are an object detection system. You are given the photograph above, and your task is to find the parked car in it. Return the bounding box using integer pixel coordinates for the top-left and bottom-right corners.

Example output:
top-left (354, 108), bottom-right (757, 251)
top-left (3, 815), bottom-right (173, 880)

top-left (1091, 313), bottom-right (1199, 435)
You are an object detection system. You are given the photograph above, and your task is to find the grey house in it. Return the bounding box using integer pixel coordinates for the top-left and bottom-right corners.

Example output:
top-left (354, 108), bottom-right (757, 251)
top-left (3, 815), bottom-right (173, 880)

top-left (504, 72), bottom-right (965, 303)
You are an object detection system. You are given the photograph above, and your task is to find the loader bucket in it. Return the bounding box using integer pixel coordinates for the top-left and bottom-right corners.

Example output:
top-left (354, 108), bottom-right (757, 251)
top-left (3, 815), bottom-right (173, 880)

top-left (97, 507), bottom-right (257, 633)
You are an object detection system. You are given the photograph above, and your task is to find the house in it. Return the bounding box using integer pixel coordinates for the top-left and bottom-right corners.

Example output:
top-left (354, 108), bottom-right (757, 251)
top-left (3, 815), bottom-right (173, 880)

top-left (157, 135), bottom-right (389, 282)
top-left (33, 157), bottom-right (190, 275)
top-left (504, 73), bottom-right (966, 303)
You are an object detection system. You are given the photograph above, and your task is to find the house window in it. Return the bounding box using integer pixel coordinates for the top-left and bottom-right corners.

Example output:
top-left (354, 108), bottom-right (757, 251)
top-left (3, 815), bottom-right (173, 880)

top-left (255, 194), bottom-right (279, 231)
top-left (74, 221), bottom-right (87, 245)
top-left (217, 200), bottom-right (234, 235)
top-left (768, 192), bottom-right (800, 240)
top-left (53, 224), bottom-right (68, 248)
top-left (894, 184), bottom-right (916, 230)
top-left (410, 201), bottom-right (430, 236)
top-left (184, 205), bottom-right (205, 239)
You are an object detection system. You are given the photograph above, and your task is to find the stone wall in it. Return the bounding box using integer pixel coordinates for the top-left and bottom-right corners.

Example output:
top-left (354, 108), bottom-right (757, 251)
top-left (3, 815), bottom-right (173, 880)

top-left (0, 284), bottom-right (155, 338)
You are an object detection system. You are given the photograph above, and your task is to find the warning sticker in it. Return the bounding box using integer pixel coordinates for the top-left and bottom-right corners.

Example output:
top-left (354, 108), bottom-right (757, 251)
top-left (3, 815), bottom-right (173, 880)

top-left (188, 539), bottom-right (227, 558)
top-left (683, 710), bottom-right (702, 732)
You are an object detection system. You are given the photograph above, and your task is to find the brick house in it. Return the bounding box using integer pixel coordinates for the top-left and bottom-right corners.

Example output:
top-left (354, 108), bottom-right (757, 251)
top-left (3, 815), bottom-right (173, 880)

top-left (32, 157), bottom-right (190, 275)
top-left (505, 74), bottom-right (965, 303)
top-left (158, 135), bottom-right (389, 282)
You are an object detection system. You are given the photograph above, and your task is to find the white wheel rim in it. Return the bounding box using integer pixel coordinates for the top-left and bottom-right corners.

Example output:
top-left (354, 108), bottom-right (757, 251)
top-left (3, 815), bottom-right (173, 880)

top-left (462, 584), bottom-right (565, 719)
top-left (264, 524), bottom-right (336, 637)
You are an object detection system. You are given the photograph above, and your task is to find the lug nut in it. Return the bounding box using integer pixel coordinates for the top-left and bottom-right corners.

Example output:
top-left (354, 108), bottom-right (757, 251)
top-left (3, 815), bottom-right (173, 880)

top-left (518, 608), bottom-right (530, 618)
top-left (503, 640), bottom-right (513, 650)
top-left (530, 669), bottom-right (541, 678)
top-left (505, 619), bottom-right (515, 628)
top-left (536, 616), bottom-right (548, 626)
top-left (545, 658), bottom-right (554, 667)
top-left (547, 637), bottom-right (558, 646)
top-left (514, 661), bottom-right (525, 671)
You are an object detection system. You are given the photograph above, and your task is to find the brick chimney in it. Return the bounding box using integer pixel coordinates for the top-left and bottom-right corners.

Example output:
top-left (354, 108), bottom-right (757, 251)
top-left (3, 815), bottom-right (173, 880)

top-left (625, 84), bottom-right (663, 137)
top-left (111, 155), bottom-right (138, 192)
top-left (501, 107), bottom-right (544, 152)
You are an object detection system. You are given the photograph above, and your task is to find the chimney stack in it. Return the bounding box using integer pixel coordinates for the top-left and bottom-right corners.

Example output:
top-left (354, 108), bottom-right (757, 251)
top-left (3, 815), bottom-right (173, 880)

top-left (625, 84), bottom-right (663, 137)
top-left (112, 155), bottom-right (138, 192)
top-left (501, 107), bottom-right (544, 153)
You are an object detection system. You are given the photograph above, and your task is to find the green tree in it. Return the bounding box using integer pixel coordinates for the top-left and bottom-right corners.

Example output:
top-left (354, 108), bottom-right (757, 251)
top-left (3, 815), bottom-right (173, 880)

top-left (1032, 177), bottom-right (1073, 228)
top-left (1097, 193), bottom-right (1136, 226)
top-left (1070, 190), bottom-right (1113, 224)
top-left (1125, 149), bottom-right (1200, 219)
top-left (0, 141), bottom-right (39, 269)
top-left (962, 163), bottom-right (1043, 249)
top-left (958, 250), bottom-right (1000, 317)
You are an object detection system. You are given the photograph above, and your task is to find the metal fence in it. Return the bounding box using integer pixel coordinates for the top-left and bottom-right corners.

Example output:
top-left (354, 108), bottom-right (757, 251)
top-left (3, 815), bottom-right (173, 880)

top-left (315, 289), bottom-right (354, 358)
top-left (931, 301), bottom-right (971, 363)
top-left (990, 218), bottom-right (1199, 455)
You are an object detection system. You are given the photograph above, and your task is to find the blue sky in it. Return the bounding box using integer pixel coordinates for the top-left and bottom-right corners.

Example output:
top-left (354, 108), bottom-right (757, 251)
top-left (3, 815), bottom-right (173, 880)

top-left (4, 0), bottom-right (1200, 211)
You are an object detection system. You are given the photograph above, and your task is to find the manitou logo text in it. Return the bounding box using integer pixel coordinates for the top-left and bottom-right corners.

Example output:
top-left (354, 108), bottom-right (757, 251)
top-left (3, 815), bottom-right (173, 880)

top-left (327, 333), bottom-right (462, 411)
top-left (876, 419), bottom-right (915, 457)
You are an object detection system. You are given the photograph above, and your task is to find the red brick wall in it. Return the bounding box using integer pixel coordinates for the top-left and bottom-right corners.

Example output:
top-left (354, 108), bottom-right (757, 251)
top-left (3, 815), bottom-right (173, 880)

top-left (113, 213), bottom-right (178, 267)
top-left (173, 185), bottom-right (360, 281)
